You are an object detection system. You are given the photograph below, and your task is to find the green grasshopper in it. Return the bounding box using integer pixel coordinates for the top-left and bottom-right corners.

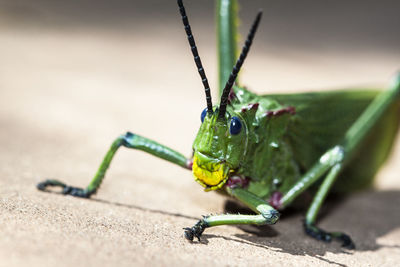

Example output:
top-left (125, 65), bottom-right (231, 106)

top-left (37, 0), bottom-right (400, 249)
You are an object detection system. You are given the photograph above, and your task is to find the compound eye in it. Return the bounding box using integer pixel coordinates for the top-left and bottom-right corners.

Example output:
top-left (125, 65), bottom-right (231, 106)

top-left (200, 108), bottom-right (207, 123)
top-left (230, 116), bottom-right (242, 135)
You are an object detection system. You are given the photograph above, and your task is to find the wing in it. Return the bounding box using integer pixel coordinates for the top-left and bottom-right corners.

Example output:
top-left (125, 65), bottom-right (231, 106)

top-left (268, 89), bottom-right (400, 192)
top-left (269, 89), bottom-right (379, 169)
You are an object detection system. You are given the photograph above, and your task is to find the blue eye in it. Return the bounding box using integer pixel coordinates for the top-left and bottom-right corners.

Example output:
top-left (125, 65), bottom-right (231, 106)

top-left (200, 108), bottom-right (207, 122)
top-left (230, 116), bottom-right (242, 135)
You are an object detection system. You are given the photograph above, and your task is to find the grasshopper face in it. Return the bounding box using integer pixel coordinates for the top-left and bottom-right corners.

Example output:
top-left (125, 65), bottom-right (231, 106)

top-left (192, 107), bottom-right (248, 191)
top-left (175, 0), bottom-right (261, 192)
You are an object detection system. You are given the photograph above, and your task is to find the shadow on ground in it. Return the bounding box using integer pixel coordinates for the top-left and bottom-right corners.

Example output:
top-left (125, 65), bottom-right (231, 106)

top-left (174, 190), bottom-right (400, 266)
top-left (207, 191), bottom-right (400, 257)
top-left (67, 189), bottom-right (400, 256)
top-left (37, 184), bottom-right (400, 267)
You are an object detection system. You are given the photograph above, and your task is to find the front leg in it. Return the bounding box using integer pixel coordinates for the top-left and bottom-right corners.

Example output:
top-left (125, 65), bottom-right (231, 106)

top-left (37, 131), bottom-right (191, 198)
top-left (184, 187), bottom-right (279, 241)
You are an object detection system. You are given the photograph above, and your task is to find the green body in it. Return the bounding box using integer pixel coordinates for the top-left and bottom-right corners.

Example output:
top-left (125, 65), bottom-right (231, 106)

top-left (208, 0), bottom-right (400, 199)
top-left (37, 0), bottom-right (400, 248)
top-left (216, 86), bottom-right (400, 199)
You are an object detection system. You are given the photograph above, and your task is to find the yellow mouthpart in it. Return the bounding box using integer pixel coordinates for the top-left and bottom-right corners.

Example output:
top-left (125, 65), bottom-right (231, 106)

top-left (192, 154), bottom-right (230, 191)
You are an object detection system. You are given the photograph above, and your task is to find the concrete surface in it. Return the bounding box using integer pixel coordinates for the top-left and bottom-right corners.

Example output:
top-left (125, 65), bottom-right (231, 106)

top-left (1, 1), bottom-right (400, 266)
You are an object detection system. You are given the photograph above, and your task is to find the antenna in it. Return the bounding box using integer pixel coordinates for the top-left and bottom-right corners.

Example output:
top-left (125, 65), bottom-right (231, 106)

top-left (177, 0), bottom-right (213, 114)
top-left (218, 11), bottom-right (262, 119)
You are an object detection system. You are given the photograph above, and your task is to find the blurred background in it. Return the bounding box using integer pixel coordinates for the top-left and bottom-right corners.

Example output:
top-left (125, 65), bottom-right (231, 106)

top-left (1, 0), bottom-right (399, 185)
top-left (0, 1), bottom-right (400, 266)
top-left (1, 0), bottom-right (400, 90)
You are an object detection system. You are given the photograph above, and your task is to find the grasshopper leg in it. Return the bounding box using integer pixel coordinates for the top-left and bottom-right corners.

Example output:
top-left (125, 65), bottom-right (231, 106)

top-left (280, 75), bottom-right (400, 248)
top-left (279, 147), bottom-right (355, 247)
top-left (184, 187), bottom-right (279, 241)
top-left (303, 163), bottom-right (355, 249)
top-left (37, 179), bottom-right (90, 198)
top-left (304, 222), bottom-right (355, 249)
top-left (37, 132), bottom-right (190, 198)
top-left (278, 148), bottom-right (355, 248)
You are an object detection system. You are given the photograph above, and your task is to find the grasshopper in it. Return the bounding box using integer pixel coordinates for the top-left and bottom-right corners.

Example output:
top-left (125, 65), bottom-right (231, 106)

top-left (37, 0), bottom-right (400, 249)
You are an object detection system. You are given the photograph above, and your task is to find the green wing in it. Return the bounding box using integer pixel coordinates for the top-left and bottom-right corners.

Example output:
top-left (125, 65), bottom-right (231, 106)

top-left (269, 90), bottom-right (379, 168)
top-left (269, 89), bottom-right (400, 192)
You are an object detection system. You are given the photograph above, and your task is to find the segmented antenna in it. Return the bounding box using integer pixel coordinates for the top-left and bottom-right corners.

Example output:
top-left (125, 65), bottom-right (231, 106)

top-left (218, 11), bottom-right (263, 119)
top-left (177, 0), bottom-right (213, 115)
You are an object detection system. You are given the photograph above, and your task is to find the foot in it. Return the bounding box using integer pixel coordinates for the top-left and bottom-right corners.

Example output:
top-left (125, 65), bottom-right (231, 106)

top-left (304, 222), bottom-right (355, 249)
top-left (37, 179), bottom-right (92, 198)
top-left (184, 219), bottom-right (209, 241)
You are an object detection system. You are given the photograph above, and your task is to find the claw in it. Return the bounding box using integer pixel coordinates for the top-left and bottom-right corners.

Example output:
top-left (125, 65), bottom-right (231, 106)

top-left (37, 179), bottom-right (91, 198)
top-left (304, 222), bottom-right (355, 249)
top-left (36, 182), bottom-right (48, 191)
top-left (183, 219), bottom-right (208, 242)
top-left (336, 233), bottom-right (355, 249)
top-left (37, 179), bottom-right (66, 191)
top-left (62, 186), bottom-right (90, 198)
top-left (183, 227), bottom-right (195, 241)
